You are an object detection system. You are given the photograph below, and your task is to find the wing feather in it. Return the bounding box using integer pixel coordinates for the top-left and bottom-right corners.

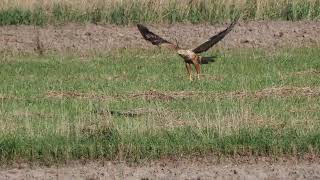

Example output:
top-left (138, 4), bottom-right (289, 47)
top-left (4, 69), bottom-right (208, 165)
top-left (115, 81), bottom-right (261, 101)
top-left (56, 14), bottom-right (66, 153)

top-left (137, 24), bottom-right (172, 46)
top-left (192, 19), bottom-right (238, 53)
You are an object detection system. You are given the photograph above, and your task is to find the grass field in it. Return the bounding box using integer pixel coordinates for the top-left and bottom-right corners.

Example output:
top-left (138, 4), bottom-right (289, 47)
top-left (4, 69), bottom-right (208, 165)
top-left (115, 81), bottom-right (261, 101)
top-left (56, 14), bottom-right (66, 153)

top-left (0, 47), bottom-right (320, 164)
top-left (0, 0), bottom-right (319, 25)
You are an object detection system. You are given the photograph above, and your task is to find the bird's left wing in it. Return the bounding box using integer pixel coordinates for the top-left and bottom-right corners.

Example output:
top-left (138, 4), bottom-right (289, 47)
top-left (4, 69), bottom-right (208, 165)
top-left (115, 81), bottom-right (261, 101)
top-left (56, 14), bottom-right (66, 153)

top-left (137, 24), bottom-right (176, 49)
top-left (192, 19), bottom-right (238, 54)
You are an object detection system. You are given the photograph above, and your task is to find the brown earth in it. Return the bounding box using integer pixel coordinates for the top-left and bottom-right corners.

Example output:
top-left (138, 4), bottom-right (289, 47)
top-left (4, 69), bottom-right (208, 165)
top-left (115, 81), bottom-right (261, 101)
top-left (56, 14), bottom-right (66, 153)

top-left (1, 157), bottom-right (320, 180)
top-left (2, 21), bottom-right (320, 179)
top-left (0, 21), bottom-right (320, 56)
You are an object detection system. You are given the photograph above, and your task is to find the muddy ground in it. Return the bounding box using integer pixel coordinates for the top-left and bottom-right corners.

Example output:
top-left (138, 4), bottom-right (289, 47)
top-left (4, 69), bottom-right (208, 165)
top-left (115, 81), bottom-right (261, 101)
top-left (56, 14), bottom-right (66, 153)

top-left (0, 21), bottom-right (319, 55)
top-left (1, 157), bottom-right (320, 180)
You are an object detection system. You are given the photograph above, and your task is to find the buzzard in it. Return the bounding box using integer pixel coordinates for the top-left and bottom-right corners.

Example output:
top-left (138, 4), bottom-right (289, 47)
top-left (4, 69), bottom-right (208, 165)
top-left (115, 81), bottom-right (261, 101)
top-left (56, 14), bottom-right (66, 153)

top-left (137, 19), bottom-right (238, 81)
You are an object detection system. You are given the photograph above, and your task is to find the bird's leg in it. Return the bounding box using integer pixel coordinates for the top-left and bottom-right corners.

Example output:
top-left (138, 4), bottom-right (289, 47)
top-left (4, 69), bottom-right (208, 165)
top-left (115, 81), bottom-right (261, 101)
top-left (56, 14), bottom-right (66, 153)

top-left (194, 64), bottom-right (201, 80)
top-left (185, 63), bottom-right (193, 81)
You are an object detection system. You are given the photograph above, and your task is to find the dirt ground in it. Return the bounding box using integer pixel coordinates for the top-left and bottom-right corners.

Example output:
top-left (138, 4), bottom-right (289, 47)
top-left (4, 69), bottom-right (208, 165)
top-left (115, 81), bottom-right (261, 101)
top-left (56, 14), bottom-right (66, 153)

top-left (1, 157), bottom-right (320, 180)
top-left (0, 21), bottom-right (319, 55)
top-left (1, 21), bottom-right (320, 179)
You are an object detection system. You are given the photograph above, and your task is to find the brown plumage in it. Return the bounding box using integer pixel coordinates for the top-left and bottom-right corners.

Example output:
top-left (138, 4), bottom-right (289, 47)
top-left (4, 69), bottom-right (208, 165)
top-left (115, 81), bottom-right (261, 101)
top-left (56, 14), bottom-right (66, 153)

top-left (137, 19), bottom-right (238, 81)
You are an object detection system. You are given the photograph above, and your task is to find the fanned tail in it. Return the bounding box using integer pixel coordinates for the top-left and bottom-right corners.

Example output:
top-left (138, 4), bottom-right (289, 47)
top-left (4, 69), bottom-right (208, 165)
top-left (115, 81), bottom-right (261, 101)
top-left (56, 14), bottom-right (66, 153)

top-left (200, 56), bottom-right (216, 64)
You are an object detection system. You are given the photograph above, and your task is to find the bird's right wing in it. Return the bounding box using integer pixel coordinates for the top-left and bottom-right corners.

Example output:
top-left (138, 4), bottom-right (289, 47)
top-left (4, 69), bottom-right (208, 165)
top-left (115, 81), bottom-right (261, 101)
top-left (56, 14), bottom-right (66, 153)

top-left (137, 24), bottom-right (177, 49)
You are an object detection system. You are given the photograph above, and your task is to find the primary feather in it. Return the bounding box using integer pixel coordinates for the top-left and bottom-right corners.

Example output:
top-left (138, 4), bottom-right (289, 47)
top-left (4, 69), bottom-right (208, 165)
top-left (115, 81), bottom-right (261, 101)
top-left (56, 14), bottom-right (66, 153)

top-left (137, 24), bottom-right (171, 46)
top-left (192, 19), bottom-right (238, 54)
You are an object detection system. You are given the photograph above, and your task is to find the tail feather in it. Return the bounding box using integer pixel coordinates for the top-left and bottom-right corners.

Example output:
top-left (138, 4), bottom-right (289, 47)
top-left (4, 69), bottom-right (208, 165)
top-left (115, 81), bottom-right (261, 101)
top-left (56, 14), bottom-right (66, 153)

top-left (200, 56), bottom-right (216, 64)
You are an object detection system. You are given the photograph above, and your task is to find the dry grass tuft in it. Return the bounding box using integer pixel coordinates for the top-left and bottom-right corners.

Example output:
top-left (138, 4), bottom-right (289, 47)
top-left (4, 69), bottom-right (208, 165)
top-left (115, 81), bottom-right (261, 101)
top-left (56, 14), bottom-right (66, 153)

top-left (128, 90), bottom-right (175, 102)
top-left (291, 69), bottom-right (320, 77)
top-left (128, 86), bottom-right (320, 101)
top-left (45, 86), bottom-right (320, 103)
top-left (34, 28), bottom-right (44, 56)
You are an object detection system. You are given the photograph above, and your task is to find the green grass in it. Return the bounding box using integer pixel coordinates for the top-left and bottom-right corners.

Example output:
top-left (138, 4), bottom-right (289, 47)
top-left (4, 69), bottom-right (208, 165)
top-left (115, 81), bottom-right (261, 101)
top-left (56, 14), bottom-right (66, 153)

top-left (0, 0), bottom-right (319, 25)
top-left (0, 47), bottom-right (320, 163)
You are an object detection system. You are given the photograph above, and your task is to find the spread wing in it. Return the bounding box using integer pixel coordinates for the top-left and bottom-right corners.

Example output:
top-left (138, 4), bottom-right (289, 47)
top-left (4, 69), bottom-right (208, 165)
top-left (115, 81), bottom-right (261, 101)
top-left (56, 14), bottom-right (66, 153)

top-left (192, 20), bottom-right (238, 54)
top-left (137, 24), bottom-right (175, 48)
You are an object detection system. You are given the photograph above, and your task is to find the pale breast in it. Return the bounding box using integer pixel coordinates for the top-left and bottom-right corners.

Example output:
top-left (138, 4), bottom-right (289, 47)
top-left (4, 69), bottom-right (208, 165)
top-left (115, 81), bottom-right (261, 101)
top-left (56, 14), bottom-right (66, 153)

top-left (177, 49), bottom-right (196, 59)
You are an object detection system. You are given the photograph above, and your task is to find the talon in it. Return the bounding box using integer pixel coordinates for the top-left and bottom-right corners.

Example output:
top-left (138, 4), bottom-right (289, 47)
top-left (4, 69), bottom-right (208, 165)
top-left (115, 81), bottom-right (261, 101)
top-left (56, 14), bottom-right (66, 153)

top-left (189, 76), bottom-right (193, 81)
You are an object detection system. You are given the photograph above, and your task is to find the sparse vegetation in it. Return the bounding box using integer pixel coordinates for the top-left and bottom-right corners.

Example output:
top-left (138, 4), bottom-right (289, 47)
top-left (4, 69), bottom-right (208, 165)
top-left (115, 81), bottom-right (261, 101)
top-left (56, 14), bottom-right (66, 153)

top-left (0, 48), bottom-right (320, 163)
top-left (0, 0), bottom-right (319, 25)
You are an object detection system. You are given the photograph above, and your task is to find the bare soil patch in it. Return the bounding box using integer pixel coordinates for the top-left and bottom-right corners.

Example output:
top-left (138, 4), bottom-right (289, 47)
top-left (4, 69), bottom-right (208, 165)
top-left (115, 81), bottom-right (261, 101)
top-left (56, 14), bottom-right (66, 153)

top-left (1, 157), bottom-right (320, 180)
top-left (0, 21), bottom-right (319, 55)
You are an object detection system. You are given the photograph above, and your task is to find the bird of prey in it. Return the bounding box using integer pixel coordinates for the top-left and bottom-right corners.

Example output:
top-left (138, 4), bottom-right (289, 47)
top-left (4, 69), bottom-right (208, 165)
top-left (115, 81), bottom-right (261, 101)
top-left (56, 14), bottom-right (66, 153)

top-left (137, 19), bottom-right (238, 81)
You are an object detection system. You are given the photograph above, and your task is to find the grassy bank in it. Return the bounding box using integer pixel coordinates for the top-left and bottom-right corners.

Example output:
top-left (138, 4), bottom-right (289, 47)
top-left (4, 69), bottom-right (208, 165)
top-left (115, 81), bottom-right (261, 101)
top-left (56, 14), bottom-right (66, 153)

top-left (0, 0), bottom-right (319, 25)
top-left (0, 47), bottom-right (320, 163)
